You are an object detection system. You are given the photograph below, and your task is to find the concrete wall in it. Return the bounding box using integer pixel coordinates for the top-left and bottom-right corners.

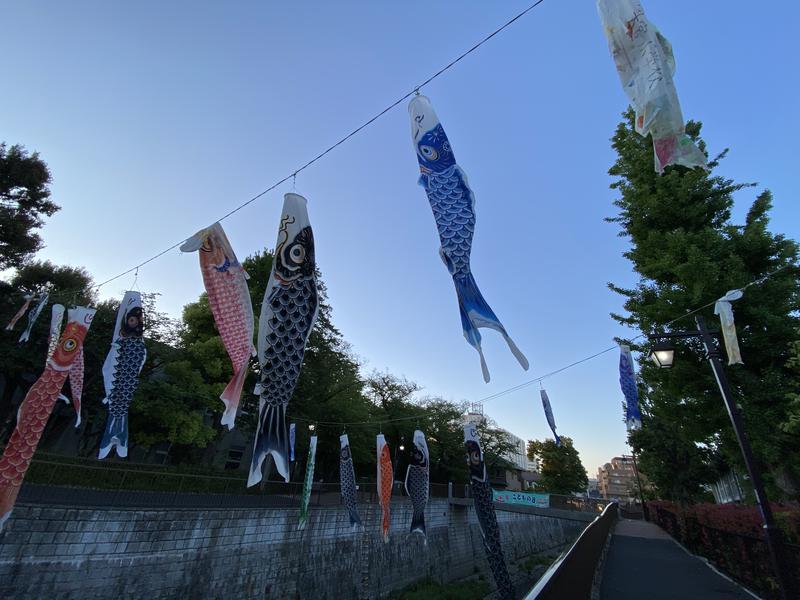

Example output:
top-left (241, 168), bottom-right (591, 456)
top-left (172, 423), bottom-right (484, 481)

top-left (0, 491), bottom-right (586, 599)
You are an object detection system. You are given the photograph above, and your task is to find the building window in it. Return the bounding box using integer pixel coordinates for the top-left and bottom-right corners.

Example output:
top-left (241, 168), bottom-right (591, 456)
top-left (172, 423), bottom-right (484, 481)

top-left (225, 446), bottom-right (245, 470)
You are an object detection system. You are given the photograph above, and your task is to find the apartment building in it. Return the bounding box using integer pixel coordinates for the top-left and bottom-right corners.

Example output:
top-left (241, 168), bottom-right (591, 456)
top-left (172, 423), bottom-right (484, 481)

top-left (597, 455), bottom-right (639, 500)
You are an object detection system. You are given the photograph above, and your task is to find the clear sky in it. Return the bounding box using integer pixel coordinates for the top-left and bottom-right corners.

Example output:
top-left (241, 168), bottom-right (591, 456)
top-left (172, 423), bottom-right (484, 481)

top-left (2, 1), bottom-right (798, 476)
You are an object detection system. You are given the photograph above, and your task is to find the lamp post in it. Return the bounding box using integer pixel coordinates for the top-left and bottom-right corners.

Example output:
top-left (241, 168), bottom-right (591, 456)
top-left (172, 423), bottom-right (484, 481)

top-left (648, 315), bottom-right (791, 600)
top-left (393, 435), bottom-right (405, 479)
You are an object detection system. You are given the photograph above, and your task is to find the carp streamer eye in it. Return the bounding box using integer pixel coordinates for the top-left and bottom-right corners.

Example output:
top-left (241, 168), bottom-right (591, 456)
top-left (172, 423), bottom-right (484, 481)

top-left (419, 145), bottom-right (438, 161)
top-left (63, 338), bottom-right (77, 352)
top-left (289, 244), bottom-right (305, 264)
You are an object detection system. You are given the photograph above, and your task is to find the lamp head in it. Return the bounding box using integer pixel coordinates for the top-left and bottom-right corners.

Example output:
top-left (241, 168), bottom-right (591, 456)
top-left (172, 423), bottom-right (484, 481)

top-left (649, 340), bottom-right (675, 369)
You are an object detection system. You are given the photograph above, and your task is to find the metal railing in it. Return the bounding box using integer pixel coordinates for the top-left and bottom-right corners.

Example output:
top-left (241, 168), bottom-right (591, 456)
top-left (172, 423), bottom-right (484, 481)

top-left (523, 502), bottom-right (618, 599)
top-left (17, 454), bottom-right (457, 509)
top-left (20, 453), bottom-right (616, 516)
top-left (649, 504), bottom-right (800, 600)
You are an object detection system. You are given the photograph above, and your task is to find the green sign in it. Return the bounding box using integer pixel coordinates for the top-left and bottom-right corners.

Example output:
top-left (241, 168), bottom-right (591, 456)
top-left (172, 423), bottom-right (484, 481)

top-left (492, 489), bottom-right (550, 508)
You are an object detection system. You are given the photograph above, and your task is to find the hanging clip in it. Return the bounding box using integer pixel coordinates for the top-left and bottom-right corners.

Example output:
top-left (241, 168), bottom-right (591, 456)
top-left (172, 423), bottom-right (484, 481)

top-left (130, 267), bottom-right (140, 292)
top-left (292, 172), bottom-right (297, 191)
top-left (414, 88), bottom-right (420, 96)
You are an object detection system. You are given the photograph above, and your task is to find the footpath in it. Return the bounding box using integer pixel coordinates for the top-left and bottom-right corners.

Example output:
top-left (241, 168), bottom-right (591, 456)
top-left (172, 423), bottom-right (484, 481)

top-left (600, 518), bottom-right (756, 600)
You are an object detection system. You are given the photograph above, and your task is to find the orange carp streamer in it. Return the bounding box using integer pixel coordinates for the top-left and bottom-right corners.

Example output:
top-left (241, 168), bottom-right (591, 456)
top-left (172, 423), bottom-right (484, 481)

top-left (377, 434), bottom-right (394, 543)
top-left (0, 307), bottom-right (95, 530)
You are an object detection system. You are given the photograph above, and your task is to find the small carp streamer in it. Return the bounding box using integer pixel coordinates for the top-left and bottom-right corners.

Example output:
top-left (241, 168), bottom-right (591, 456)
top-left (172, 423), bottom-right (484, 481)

top-left (540, 388), bottom-right (562, 446)
top-left (181, 222), bottom-right (255, 429)
top-left (376, 434), bottom-right (393, 543)
top-left (0, 306), bottom-right (95, 530)
top-left (5, 293), bottom-right (33, 331)
top-left (18, 292), bottom-right (49, 344)
top-left (46, 304), bottom-right (65, 361)
top-left (404, 429), bottom-right (429, 537)
top-left (339, 433), bottom-right (361, 527)
top-left (47, 305), bottom-right (85, 426)
top-left (248, 193), bottom-right (319, 486)
top-left (289, 422), bottom-right (297, 462)
top-left (714, 289), bottom-right (744, 365)
top-left (464, 423), bottom-right (514, 599)
top-left (409, 94), bottom-right (528, 383)
top-left (99, 291), bottom-right (147, 459)
top-left (298, 435), bottom-right (318, 531)
top-left (619, 345), bottom-right (642, 430)
top-left (597, 0), bottom-right (707, 174)
top-left (66, 346), bottom-right (85, 427)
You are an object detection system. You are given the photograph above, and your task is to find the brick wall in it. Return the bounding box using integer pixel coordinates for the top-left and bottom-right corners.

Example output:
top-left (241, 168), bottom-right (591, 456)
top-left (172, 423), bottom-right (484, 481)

top-left (0, 494), bottom-right (585, 599)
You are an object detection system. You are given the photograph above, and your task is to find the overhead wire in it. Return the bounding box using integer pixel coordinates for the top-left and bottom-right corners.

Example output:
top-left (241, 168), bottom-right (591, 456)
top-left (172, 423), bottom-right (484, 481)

top-left (472, 262), bottom-right (796, 406)
top-left (284, 261), bottom-right (796, 427)
top-left (90, 0), bottom-right (549, 292)
top-left (6, 1), bottom-right (796, 428)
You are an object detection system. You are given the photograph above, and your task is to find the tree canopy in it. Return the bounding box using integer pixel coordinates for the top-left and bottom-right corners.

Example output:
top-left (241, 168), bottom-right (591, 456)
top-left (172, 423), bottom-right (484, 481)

top-left (527, 437), bottom-right (588, 495)
top-left (607, 109), bottom-right (800, 502)
top-left (0, 144), bottom-right (58, 271)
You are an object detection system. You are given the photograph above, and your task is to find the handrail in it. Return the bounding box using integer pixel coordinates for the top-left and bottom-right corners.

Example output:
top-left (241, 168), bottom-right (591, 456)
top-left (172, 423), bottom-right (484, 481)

top-left (30, 458), bottom-right (247, 482)
top-left (524, 501), bottom-right (618, 599)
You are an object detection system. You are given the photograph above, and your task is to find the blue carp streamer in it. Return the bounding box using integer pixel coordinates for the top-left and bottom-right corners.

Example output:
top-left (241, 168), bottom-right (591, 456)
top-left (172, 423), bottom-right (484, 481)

top-left (619, 345), bottom-right (642, 430)
top-left (409, 94), bottom-right (528, 383)
top-left (540, 388), bottom-right (562, 446)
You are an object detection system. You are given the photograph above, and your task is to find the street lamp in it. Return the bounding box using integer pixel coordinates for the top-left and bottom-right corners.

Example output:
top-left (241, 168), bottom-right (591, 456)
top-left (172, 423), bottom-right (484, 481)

top-left (649, 316), bottom-right (792, 600)
top-left (393, 435), bottom-right (405, 477)
top-left (649, 340), bottom-right (675, 369)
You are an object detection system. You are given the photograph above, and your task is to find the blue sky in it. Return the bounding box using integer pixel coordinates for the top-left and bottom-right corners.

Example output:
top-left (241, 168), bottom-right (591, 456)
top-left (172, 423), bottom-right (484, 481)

top-left (2, 1), bottom-right (798, 476)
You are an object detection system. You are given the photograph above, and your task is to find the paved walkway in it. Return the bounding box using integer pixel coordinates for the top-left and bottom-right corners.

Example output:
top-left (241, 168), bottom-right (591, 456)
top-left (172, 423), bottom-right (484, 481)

top-left (600, 519), bottom-right (755, 600)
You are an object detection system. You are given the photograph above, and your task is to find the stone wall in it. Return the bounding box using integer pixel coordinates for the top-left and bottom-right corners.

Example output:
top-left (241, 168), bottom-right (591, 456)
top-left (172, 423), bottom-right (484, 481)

top-left (0, 489), bottom-right (587, 599)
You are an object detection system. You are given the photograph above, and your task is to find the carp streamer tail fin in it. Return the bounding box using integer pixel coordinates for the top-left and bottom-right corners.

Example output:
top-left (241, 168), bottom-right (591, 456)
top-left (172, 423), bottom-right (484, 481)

top-left (219, 359), bottom-right (248, 430)
top-left (453, 273), bottom-right (529, 382)
top-left (410, 510), bottom-right (426, 536)
top-left (248, 403), bottom-right (289, 487)
top-left (98, 414), bottom-right (129, 459)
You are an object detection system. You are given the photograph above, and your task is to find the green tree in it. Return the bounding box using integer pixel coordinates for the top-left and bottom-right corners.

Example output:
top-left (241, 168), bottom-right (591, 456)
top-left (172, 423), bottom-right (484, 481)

top-left (783, 331), bottom-right (800, 438)
top-left (0, 261), bottom-right (97, 443)
top-left (0, 144), bottom-right (58, 270)
top-left (607, 109), bottom-right (800, 501)
top-left (527, 437), bottom-right (588, 495)
top-left (173, 249), bottom-right (372, 480)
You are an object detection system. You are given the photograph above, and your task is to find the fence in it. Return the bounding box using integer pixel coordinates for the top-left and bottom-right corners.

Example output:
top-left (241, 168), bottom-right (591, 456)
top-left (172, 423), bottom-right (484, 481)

top-left (648, 503), bottom-right (800, 600)
top-left (523, 502), bottom-right (618, 599)
top-left (19, 453), bottom-right (610, 515)
top-left (18, 455), bottom-right (457, 509)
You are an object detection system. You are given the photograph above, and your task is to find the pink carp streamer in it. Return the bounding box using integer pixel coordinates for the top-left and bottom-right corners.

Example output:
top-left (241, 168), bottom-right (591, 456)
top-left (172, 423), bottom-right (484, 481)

top-left (181, 223), bottom-right (255, 429)
top-left (5, 294), bottom-right (33, 331)
top-left (0, 307), bottom-right (95, 530)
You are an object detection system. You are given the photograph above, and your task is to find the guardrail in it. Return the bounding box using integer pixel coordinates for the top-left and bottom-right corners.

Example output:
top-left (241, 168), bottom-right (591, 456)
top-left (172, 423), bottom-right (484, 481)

top-left (523, 502), bottom-right (618, 599)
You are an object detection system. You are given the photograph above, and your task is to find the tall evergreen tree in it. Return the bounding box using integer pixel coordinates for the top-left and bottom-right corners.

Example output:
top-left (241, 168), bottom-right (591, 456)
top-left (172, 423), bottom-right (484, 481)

top-left (608, 109), bottom-right (800, 501)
